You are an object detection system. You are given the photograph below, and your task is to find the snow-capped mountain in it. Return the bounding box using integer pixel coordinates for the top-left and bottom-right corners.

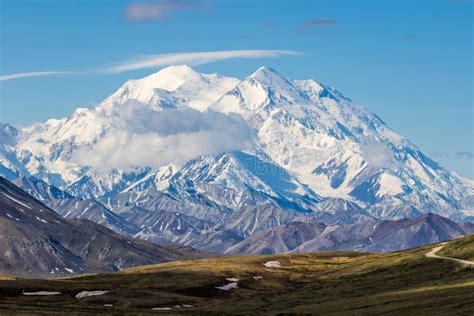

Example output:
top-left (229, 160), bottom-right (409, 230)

top-left (0, 123), bottom-right (28, 180)
top-left (1, 65), bottom-right (473, 253)
top-left (212, 66), bottom-right (473, 218)
top-left (100, 64), bottom-right (240, 112)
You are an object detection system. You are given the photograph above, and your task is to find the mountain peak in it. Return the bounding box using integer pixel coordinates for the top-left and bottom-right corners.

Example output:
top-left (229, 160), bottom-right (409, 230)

top-left (419, 212), bottom-right (452, 223)
top-left (140, 64), bottom-right (202, 91)
top-left (98, 65), bottom-right (240, 112)
top-left (250, 66), bottom-right (286, 83)
top-left (253, 66), bottom-right (277, 74)
top-left (156, 64), bottom-right (199, 76)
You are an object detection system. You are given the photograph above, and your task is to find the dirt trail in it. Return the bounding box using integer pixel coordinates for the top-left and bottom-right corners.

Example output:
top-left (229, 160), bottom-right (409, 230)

top-left (425, 243), bottom-right (474, 266)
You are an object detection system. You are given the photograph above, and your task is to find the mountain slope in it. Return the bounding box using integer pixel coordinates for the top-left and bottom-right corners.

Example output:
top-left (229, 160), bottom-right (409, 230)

top-left (11, 176), bottom-right (73, 201)
top-left (46, 198), bottom-right (140, 236)
top-left (0, 124), bottom-right (28, 181)
top-left (212, 66), bottom-right (473, 219)
top-left (0, 177), bottom-right (205, 277)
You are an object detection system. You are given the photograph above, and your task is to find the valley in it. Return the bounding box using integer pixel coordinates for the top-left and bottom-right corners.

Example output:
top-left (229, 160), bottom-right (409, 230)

top-left (0, 235), bottom-right (473, 314)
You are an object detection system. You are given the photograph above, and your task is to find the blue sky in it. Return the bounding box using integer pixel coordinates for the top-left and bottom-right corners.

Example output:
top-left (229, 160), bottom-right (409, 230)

top-left (0, 0), bottom-right (472, 178)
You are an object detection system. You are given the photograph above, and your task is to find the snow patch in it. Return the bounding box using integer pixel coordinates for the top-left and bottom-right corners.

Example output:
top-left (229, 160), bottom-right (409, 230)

top-left (1, 192), bottom-right (32, 209)
top-left (215, 282), bottom-right (238, 291)
top-left (35, 216), bottom-right (48, 224)
top-left (225, 277), bottom-right (239, 282)
top-left (6, 213), bottom-right (20, 221)
top-left (22, 291), bottom-right (61, 296)
top-left (263, 261), bottom-right (282, 268)
top-left (76, 290), bottom-right (108, 299)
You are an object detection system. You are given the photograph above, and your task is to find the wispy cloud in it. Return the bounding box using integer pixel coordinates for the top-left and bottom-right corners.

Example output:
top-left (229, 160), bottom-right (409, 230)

top-left (0, 71), bottom-right (75, 82)
top-left (298, 19), bottom-right (336, 35)
top-left (0, 50), bottom-right (301, 81)
top-left (123, 0), bottom-right (201, 22)
top-left (429, 151), bottom-right (474, 160)
top-left (457, 152), bottom-right (474, 159)
top-left (360, 141), bottom-right (397, 169)
top-left (101, 50), bottom-right (301, 73)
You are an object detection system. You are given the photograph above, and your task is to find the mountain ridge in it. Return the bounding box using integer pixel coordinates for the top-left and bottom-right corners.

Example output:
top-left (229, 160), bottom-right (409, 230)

top-left (226, 213), bottom-right (474, 255)
top-left (1, 65), bottom-right (473, 254)
top-left (0, 176), bottom-right (206, 277)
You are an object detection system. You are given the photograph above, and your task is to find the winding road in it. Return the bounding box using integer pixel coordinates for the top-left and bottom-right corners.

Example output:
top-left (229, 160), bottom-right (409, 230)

top-left (425, 242), bottom-right (474, 266)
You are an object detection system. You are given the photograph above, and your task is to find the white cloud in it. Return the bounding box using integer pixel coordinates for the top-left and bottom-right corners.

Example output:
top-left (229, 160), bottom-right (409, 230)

top-left (360, 141), bottom-right (396, 169)
top-left (100, 50), bottom-right (302, 73)
top-left (0, 50), bottom-right (301, 81)
top-left (71, 106), bottom-right (254, 170)
top-left (0, 71), bottom-right (75, 82)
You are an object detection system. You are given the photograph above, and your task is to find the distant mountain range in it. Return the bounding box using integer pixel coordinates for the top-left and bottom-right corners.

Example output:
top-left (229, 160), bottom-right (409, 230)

top-left (226, 213), bottom-right (474, 255)
top-left (2, 175), bottom-right (473, 258)
top-left (1, 65), bottom-right (473, 255)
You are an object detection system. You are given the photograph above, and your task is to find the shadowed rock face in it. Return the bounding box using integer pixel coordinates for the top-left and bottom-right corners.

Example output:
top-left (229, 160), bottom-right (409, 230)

top-left (227, 214), bottom-right (474, 255)
top-left (225, 222), bottom-right (327, 254)
top-left (0, 177), bottom-right (206, 278)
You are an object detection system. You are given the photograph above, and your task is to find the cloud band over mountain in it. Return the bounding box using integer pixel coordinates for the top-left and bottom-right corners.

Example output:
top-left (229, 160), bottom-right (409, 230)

top-left (100, 50), bottom-right (301, 73)
top-left (0, 50), bottom-right (301, 82)
top-left (71, 107), bottom-right (255, 171)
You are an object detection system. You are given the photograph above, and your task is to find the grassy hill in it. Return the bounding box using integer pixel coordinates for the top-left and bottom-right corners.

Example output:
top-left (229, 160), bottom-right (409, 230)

top-left (439, 234), bottom-right (474, 261)
top-left (0, 235), bottom-right (473, 315)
